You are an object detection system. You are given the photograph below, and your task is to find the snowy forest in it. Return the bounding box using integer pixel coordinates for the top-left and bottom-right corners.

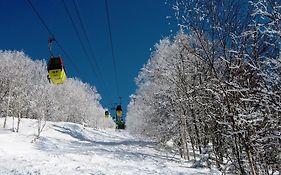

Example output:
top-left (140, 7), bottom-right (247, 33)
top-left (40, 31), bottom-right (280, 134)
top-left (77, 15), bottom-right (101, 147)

top-left (0, 51), bottom-right (115, 137)
top-left (126, 0), bottom-right (280, 174)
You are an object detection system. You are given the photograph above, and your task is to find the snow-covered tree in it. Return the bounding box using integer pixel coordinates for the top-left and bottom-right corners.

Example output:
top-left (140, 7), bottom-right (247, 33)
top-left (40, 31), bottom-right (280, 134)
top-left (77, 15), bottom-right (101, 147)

top-left (0, 50), bottom-right (113, 136)
top-left (127, 0), bottom-right (280, 174)
top-left (127, 32), bottom-right (208, 160)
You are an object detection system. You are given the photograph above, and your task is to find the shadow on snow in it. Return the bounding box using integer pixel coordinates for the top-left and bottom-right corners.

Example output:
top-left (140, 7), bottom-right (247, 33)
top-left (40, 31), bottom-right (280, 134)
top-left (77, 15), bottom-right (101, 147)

top-left (35, 124), bottom-right (182, 164)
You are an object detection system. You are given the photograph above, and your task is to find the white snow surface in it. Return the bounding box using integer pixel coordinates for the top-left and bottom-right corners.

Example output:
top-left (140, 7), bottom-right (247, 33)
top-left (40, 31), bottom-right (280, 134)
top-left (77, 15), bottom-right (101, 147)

top-left (0, 118), bottom-right (219, 175)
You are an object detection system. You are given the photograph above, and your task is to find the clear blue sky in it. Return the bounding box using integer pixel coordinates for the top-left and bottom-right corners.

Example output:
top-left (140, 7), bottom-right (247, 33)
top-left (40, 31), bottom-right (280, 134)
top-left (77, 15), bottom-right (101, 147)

top-left (0, 0), bottom-right (178, 117)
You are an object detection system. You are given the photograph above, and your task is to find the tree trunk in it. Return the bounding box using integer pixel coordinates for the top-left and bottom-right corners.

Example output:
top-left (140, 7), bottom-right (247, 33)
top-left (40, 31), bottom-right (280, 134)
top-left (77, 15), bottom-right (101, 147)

top-left (180, 112), bottom-right (190, 160)
top-left (229, 104), bottom-right (246, 174)
top-left (189, 134), bottom-right (196, 160)
top-left (246, 148), bottom-right (256, 175)
top-left (37, 114), bottom-right (46, 138)
top-left (3, 84), bottom-right (11, 128)
top-left (12, 115), bottom-right (15, 132)
top-left (178, 140), bottom-right (183, 158)
top-left (191, 108), bottom-right (202, 154)
top-left (212, 135), bottom-right (222, 171)
top-left (16, 112), bottom-right (21, 132)
top-left (232, 127), bottom-right (245, 174)
top-left (240, 134), bottom-right (257, 175)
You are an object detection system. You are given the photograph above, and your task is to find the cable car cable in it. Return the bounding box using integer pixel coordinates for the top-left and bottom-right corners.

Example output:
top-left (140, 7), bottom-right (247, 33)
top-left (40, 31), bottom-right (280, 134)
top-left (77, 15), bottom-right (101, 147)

top-left (26, 0), bottom-right (54, 39)
top-left (26, 0), bottom-right (82, 77)
top-left (72, 0), bottom-right (113, 99)
top-left (104, 0), bottom-right (120, 97)
top-left (62, 0), bottom-right (114, 101)
top-left (61, 0), bottom-right (102, 83)
top-left (72, 0), bottom-right (102, 79)
top-left (104, 0), bottom-right (126, 124)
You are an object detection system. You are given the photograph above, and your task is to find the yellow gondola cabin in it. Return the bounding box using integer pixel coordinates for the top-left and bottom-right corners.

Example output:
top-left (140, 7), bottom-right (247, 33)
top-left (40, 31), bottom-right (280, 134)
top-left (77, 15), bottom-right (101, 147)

top-left (116, 105), bottom-right (122, 117)
top-left (47, 57), bottom-right (67, 84)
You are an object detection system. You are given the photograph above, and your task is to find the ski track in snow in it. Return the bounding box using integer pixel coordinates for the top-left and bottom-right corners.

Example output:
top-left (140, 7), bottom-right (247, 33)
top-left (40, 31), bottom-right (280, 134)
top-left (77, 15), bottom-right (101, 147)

top-left (0, 118), bottom-right (219, 175)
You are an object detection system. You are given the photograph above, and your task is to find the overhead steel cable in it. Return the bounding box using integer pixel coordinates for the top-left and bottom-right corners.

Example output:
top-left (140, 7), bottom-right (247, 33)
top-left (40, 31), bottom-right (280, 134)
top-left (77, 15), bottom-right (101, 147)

top-left (72, 0), bottom-right (102, 79)
top-left (104, 0), bottom-right (120, 96)
top-left (61, 0), bottom-right (102, 85)
top-left (72, 0), bottom-right (112, 98)
top-left (26, 0), bottom-right (81, 76)
top-left (61, 0), bottom-right (112, 98)
top-left (26, 0), bottom-right (54, 38)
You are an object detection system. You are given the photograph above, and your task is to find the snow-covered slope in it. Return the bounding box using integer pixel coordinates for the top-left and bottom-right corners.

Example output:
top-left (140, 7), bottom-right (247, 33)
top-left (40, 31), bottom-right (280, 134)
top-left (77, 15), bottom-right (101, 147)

top-left (0, 118), bottom-right (219, 175)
